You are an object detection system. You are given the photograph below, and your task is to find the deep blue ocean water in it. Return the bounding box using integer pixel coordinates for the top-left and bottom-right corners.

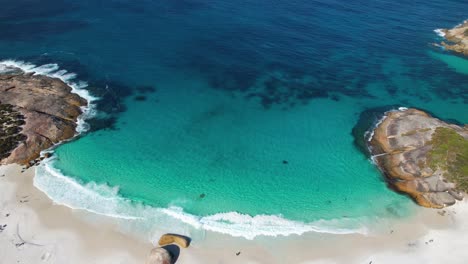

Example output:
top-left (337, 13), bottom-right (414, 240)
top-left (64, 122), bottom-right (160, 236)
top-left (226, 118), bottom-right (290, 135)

top-left (0, 0), bottom-right (467, 239)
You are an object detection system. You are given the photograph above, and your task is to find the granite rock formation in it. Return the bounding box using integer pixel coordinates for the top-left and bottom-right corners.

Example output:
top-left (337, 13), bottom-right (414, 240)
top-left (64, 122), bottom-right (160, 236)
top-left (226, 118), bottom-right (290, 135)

top-left (0, 69), bottom-right (87, 165)
top-left (145, 247), bottom-right (172, 264)
top-left (158, 234), bottom-right (191, 248)
top-left (369, 108), bottom-right (468, 208)
top-left (438, 20), bottom-right (468, 56)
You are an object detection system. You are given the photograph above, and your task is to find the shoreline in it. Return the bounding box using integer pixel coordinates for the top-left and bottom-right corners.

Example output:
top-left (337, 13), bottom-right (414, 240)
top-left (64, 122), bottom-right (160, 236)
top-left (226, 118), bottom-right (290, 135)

top-left (436, 20), bottom-right (468, 56)
top-left (0, 164), bottom-right (151, 264)
top-left (2, 164), bottom-right (468, 263)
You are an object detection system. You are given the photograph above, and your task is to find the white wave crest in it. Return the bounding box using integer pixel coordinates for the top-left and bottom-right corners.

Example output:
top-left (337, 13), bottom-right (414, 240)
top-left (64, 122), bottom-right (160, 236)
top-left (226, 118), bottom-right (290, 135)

top-left (0, 59), bottom-right (98, 133)
top-left (34, 157), bottom-right (368, 240)
top-left (366, 114), bottom-right (386, 143)
top-left (434, 29), bottom-right (446, 38)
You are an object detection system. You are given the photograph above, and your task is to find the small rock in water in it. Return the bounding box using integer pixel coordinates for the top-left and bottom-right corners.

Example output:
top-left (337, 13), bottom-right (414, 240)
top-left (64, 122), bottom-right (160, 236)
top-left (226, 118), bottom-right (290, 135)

top-left (282, 160), bottom-right (288, 164)
top-left (199, 193), bottom-right (206, 199)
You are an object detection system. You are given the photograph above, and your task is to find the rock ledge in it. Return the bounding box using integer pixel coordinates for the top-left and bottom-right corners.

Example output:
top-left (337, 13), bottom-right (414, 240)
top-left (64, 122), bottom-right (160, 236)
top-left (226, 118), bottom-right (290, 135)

top-left (0, 69), bottom-right (87, 165)
top-left (369, 108), bottom-right (468, 208)
top-left (438, 20), bottom-right (468, 56)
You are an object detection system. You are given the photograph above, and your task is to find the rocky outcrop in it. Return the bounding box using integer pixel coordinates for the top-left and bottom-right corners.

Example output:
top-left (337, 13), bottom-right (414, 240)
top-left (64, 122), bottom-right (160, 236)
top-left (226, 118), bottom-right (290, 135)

top-left (158, 234), bottom-right (190, 248)
top-left (145, 247), bottom-right (172, 264)
top-left (438, 20), bottom-right (468, 56)
top-left (0, 69), bottom-right (87, 165)
top-left (369, 108), bottom-right (468, 208)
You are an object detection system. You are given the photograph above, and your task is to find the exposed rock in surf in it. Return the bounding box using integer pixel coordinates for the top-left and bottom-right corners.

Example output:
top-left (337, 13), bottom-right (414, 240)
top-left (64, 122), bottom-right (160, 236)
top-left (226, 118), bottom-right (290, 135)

top-left (158, 234), bottom-right (191, 248)
top-left (145, 247), bottom-right (172, 264)
top-left (368, 108), bottom-right (468, 208)
top-left (0, 69), bottom-right (87, 165)
top-left (351, 105), bottom-right (399, 156)
top-left (437, 20), bottom-right (468, 56)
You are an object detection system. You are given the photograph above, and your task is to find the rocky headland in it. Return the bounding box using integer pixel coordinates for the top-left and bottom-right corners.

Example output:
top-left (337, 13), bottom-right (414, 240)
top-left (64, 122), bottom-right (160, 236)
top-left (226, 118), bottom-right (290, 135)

top-left (0, 67), bottom-right (87, 165)
top-left (369, 108), bottom-right (468, 208)
top-left (437, 20), bottom-right (468, 56)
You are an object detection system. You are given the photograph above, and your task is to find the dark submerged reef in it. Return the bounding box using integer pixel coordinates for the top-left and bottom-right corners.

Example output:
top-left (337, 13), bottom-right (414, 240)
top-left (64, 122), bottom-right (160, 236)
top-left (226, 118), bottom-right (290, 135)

top-left (19, 55), bottom-right (158, 132)
top-left (150, 1), bottom-right (468, 110)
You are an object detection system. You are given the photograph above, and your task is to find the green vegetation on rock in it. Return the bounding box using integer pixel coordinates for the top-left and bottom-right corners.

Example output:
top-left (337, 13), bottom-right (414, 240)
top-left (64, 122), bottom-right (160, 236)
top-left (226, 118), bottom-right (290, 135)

top-left (0, 103), bottom-right (27, 160)
top-left (427, 127), bottom-right (468, 192)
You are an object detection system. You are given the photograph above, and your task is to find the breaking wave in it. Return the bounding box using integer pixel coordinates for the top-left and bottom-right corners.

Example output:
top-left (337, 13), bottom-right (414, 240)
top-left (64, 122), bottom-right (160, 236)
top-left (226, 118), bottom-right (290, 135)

top-left (434, 28), bottom-right (446, 37)
top-left (34, 157), bottom-right (369, 240)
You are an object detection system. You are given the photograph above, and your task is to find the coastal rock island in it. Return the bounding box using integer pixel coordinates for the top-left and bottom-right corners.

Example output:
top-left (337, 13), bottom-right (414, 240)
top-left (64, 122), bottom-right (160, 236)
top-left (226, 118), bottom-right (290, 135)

top-left (369, 108), bottom-right (468, 208)
top-left (438, 20), bottom-right (468, 56)
top-left (0, 67), bottom-right (87, 165)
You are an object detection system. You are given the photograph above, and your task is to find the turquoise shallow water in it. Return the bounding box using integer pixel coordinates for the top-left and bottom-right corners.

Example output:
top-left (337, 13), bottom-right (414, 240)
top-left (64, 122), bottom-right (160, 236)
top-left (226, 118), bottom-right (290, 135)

top-left (0, 0), bottom-right (467, 239)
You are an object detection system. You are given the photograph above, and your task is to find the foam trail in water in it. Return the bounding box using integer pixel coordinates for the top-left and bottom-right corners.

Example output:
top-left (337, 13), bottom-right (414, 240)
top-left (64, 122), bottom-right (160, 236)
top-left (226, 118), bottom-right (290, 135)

top-left (0, 60), bottom-right (98, 133)
top-left (34, 157), bottom-right (368, 240)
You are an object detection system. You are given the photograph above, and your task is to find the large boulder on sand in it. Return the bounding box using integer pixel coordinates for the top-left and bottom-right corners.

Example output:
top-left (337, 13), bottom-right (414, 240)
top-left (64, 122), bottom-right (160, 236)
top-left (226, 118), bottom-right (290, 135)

top-left (158, 234), bottom-right (190, 248)
top-left (145, 247), bottom-right (172, 264)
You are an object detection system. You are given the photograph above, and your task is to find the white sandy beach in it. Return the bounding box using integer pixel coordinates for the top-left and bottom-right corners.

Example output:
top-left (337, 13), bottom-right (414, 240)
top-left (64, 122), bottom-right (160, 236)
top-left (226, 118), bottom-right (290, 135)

top-left (1, 164), bottom-right (468, 264)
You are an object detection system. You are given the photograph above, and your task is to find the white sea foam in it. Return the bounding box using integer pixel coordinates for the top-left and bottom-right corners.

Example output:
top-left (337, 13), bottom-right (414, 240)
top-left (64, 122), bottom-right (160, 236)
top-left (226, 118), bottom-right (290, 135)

top-left (367, 107), bottom-right (410, 165)
top-left (398, 107), bottom-right (408, 111)
top-left (434, 29), bottom-right (446, 38)
top-left (34, 156), bottom-right (368, 240)
top-left (0, 59), bottom-right (98, 133)
top-left (366, 113), bottom-right (387, 143)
